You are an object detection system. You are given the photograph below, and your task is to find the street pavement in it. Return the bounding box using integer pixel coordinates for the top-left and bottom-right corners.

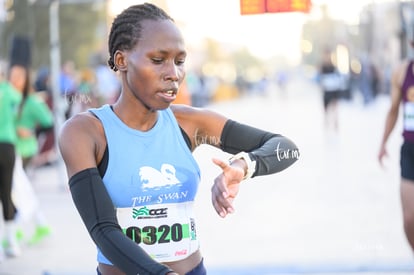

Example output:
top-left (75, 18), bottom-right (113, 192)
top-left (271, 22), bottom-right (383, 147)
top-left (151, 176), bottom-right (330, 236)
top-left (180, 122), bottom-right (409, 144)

top-left (1, 74), bottom-right (414, 275)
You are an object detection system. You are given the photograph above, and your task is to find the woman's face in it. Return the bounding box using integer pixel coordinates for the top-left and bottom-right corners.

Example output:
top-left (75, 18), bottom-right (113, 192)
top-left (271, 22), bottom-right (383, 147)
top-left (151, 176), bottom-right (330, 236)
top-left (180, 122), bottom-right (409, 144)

top-left (118, 19), bottom-right (187, 111)
top-left (9, 65), bottom-right (27, 92)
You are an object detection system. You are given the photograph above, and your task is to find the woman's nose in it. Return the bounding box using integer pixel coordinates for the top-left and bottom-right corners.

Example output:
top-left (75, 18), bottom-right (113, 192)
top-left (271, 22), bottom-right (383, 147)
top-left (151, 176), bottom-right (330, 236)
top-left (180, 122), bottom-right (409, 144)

top-left (163, 64), bottom-right (181, 82)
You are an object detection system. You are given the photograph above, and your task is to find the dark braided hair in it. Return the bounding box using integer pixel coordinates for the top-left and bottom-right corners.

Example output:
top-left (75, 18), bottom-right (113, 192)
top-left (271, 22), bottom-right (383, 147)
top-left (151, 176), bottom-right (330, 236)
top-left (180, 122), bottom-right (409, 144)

top-left (107, 3), bottom-right (174, 72)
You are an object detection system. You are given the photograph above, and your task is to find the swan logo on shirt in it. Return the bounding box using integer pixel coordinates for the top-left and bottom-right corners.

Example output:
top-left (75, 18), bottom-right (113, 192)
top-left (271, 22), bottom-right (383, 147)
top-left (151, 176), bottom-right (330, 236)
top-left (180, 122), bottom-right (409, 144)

top-left (139, 163), bottom-right (181, 190)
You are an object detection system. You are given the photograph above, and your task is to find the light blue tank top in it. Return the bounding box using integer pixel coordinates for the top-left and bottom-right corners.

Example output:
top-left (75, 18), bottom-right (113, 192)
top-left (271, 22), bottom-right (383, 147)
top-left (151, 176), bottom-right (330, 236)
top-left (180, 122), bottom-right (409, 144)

top-left (90, 104), bottom-right (201, 264)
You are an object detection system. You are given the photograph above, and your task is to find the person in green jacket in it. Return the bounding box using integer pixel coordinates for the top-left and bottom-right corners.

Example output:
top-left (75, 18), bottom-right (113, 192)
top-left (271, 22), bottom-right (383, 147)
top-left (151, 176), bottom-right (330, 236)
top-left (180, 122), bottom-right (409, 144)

top-left (0, 65), bottom-right (22, 259)
top-left (13, 67), bottom-right (54, 169)
top-left (9, 64), bottom-right (53, 245)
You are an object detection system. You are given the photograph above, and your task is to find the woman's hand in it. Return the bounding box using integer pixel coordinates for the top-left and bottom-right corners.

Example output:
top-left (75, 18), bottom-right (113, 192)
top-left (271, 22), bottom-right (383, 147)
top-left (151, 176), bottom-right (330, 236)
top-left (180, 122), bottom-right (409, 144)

top-left (211, 157), bottom-right (246, 218)
top-left (378, 144), bottom-right (388, 169)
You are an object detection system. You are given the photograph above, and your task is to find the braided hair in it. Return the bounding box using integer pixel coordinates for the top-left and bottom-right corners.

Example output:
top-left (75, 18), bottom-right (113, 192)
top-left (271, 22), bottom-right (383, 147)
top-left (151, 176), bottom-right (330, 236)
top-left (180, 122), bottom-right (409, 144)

top-left (107, 3), bottom-right (174, 72)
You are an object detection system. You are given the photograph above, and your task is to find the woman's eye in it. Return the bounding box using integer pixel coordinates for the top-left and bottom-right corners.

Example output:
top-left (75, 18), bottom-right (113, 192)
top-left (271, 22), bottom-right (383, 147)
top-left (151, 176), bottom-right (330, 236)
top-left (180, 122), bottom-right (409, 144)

top-left (175, 59), bottom-right (185, 66)
top-left (152, 58), bottom-right (163, 64)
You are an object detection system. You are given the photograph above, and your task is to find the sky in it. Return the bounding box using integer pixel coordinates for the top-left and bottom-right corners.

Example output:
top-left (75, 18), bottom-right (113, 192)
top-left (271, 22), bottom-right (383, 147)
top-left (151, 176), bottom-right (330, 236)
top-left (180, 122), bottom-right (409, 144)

top-left (109, 0), bottom-right (395, 65)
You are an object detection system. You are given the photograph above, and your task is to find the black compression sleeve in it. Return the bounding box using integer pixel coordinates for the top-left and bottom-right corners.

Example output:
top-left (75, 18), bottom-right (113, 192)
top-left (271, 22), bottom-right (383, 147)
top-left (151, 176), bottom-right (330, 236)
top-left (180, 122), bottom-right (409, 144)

top-left (220, 120), bottom-right (299, 177)
top-left (69, 168), bottom-right (173, 275)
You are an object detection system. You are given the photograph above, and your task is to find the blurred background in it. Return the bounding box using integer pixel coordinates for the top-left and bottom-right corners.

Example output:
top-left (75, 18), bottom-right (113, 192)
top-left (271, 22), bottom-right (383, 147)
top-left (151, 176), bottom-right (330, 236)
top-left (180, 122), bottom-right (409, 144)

top-left (0, 0), bottom-right (409, 110)
top-left (0, 0), bottom-right (410, 109)
top-left (1, 0), bottom-right (414, 274)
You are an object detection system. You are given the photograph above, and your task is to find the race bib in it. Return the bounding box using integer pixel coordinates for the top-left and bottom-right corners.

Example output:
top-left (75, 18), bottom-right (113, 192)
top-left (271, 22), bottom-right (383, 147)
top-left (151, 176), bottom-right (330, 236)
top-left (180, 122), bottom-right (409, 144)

top-left (404, 102), bottom-right (414, 131)
top-left (117, 202), bottom-right (199, 262)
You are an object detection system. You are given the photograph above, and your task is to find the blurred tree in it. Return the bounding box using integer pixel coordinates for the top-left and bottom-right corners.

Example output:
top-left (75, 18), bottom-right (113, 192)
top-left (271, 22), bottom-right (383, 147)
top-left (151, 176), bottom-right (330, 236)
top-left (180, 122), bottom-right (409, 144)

top-left (201, 38), bottom-right (264, 79)
top-left (231, 47), bottom-right (263, 79)
top-left (0, 0), bottom-right (106, 70)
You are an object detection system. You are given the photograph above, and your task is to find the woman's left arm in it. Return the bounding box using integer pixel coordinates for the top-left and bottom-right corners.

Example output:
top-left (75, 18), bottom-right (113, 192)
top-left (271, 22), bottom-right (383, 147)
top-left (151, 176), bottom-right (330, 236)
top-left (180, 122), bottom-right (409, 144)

top-left (210, 119), bottom-right (299, 217)
top-left (174, 105), bottom-right (299, 217)
top-left (220, 119), bottom-right (300, 177)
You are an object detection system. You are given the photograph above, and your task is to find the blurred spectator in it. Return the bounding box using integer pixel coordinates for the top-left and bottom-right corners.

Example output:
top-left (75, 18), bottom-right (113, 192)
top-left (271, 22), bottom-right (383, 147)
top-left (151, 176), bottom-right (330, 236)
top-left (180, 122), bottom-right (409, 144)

top-left (235, 74), bottom-right (249, 96)
top-left (186, 71), bottom-right (209, 107)
top-left (276, 70), bottom-right (289, 91)
top-left (72, 68), bottom-right (100, 114)
top-left (317, 49), bottom-right (345, 132)
top-left (33, 67), bottom-right (56, 167)
top-left (0, 63), bottom-right (22, 259)
top-left (255, 76), bottom-right (269, 96)
top-left (9, 64), bottom-right (53, 246)
top-left (12, 65), bottom-right (54, 169)
top-left (358, 55), bottom-right (380, 106)
top-left (60, 60), bottom-right (78, 119)
top-left (34, 67), bottom-right (51, 101)
top-left (94, 56), bottom-right (121, 105)
top-left (60, 60), bottom-right (77, 96)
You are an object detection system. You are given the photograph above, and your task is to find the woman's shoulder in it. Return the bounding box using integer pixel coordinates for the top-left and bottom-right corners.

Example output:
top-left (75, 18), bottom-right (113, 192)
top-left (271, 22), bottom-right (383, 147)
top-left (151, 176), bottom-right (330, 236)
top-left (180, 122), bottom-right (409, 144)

top-left (170, 104), bottom-right (217, 122)
top-left (170, 103), bottom-right (197, 116)
top-left (170, 103), bottom-right (228, 138)
top-left (60, 111), bottom-right (102, 137)
top-left (392, 60), bottom-right (411, 86)
top-left (394, 59), bottom-right (411, 73)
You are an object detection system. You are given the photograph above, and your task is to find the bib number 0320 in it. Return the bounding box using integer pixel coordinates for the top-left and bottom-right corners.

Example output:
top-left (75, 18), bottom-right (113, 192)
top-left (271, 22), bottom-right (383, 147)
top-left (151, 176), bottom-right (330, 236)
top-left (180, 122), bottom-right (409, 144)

top-left (123, 223), bottom-right (183, 245)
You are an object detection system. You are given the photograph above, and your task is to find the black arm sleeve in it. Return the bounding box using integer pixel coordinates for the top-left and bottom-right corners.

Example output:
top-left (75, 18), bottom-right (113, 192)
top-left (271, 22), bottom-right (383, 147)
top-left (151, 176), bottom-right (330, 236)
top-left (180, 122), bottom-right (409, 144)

top-left (220, 120), bottom-right (299, 177)
top-left (69, 168), bottom-right (173, 275)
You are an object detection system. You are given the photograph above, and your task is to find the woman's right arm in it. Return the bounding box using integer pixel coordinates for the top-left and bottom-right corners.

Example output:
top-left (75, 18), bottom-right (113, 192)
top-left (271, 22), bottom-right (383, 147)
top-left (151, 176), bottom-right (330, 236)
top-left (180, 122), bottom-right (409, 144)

top-left (58, 113), bottom-right (100, 177)
top-left (58, 114), bottom-right (175, 275)
top-left (378, 62), bottom-right (404, 167)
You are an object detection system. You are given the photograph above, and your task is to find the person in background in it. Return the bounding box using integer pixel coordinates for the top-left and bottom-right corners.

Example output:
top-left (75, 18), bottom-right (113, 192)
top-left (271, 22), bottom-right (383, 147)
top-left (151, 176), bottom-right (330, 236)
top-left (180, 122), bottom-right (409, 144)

top-left (0, 63), bottom-right (22, 259)
top-left (9, 64), bottom-right (53, 245)
top-left (378, 48), bottom-right (414, 253)
top-left (33, 67), bottom-right (56, 168)
top-left (72, 68), bottom-right (100, 114)
top-left (359, 54), bottom-right (379, 106)
top-left (318, 49), bottom-right (344, 132)
top-left (94, 55), bottom-right (121, 105)
top-left (12, 65), bottom-right (54, 169)
top-left (60, 60), bottom-right (78, 119)
top-left (58, 3), bottom-right (299, 275)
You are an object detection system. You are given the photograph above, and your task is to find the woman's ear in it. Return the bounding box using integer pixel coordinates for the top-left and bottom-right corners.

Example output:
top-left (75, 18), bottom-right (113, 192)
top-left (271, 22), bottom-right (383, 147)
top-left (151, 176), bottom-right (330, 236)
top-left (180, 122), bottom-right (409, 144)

top-left (114, 50), bottom-right (127, 72)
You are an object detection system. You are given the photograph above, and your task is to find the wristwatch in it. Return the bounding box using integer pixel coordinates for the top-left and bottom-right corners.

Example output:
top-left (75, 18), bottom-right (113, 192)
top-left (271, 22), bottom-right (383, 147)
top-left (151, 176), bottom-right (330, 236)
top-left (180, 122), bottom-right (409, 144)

top-left (229, 151), bottom-right (256, 180)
